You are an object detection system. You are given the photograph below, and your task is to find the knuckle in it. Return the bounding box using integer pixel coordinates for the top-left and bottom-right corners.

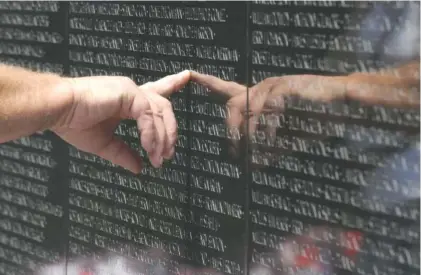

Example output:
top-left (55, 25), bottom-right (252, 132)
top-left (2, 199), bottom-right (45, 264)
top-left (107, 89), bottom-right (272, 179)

top-left (226, 100), bottom-right (236, 109)
top-left (138, 97), bottom-right (152, 114)
top-left (162, 99), bottom-right (173, 109)
top-left (120, 76), bottom-right (134, 86)
top-left (168, 125), bottom-right (177, 137)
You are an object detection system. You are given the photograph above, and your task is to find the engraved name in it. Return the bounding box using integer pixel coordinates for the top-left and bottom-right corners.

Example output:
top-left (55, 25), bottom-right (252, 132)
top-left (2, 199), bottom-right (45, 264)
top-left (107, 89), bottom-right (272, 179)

top-left (0, 188), bottom-right (63, 217)
top-left (0, 57), bottom-right (63, 73)
top-left (0, 144), bottom-right (56, 168)
top-left (69, 41), bottom-right (239, 62)
top-left (0, 218), bottom-right (44, 242)
top-left (70, 3), bottom-right (227, 22)
top-left (0, 13), bottom-right (50, 27)
top-left (0, 231), bottom-right (60, 262)
top-left (0, 174), bottom-right (48, 197)
top-left (0, 1), bottom-right (58, 12)
top-left (0, 159), bottom-right (49, 182)
top-left (0, 42), bottom-right (45, 58)
top-left (0, 246), bottom-right (39, 271)
top-left (0, 202), bottom-right (46, 228)
top-left (0, 27), bottom-right (63, 43)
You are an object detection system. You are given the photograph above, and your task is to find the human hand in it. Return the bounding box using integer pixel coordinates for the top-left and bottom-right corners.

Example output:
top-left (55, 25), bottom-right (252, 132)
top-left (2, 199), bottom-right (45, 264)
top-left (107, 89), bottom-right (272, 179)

top-left (52, 71), bottom-right (190, 174)
top-left (190, 72), bottom-right (346, 153)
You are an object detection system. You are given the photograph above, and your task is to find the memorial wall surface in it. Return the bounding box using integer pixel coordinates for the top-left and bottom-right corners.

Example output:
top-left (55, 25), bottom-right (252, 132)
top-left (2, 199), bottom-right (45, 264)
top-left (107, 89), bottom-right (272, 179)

top-left (0, 1), bottom-right (419, 275)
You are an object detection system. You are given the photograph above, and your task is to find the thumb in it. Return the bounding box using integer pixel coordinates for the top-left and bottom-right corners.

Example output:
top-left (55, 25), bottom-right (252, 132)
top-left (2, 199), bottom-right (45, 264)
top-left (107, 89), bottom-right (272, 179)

top-left (95, 135), bottom-right (143, 174)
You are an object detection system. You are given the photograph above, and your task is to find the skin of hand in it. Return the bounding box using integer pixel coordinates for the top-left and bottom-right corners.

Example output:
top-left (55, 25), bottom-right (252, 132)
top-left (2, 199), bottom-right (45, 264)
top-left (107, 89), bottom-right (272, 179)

top-left (190, 62), bottom-right (420, 153)
top-left (0, 64), bottom-right (191, 174)
top-left (190, 72), bottom-right (343, 153)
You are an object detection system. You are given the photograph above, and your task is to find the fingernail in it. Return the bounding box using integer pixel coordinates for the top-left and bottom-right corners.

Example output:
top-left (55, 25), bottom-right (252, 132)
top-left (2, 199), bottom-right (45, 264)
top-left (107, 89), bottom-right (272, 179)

top-left (180, 70), bottom-right (190, 77)
top-left (158, 156), bottom-right (163, 167)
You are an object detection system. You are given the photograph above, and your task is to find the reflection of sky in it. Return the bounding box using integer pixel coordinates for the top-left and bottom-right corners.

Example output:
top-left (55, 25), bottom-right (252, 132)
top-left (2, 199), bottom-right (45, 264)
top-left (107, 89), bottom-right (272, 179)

top-left (344, 1), bottom-right (420, 206)
top-left (358, 2), bottom-right (420, 62)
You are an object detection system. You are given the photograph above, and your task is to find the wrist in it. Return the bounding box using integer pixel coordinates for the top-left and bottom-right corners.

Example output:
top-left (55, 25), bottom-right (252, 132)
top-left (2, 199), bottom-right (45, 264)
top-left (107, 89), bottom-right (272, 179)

top-left (46, 77), bottom-right (75, 133)
top-left (329, 75), bottom-right (350, 100)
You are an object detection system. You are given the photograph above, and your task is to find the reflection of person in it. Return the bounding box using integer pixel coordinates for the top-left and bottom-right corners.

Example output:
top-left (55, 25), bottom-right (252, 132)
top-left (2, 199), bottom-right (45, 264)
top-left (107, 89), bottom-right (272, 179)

top-left (190, 61), bottom-right (420, 150)
top-left (0, 64), bottom-right (191, 174)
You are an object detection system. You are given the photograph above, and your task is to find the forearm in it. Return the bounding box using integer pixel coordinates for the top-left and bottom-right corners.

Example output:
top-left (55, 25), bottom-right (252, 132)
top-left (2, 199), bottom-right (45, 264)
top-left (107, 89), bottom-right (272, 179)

top-left (0, 64), bottom-right (73, 143)
top-left (342, 61), bottom-right (420, 108)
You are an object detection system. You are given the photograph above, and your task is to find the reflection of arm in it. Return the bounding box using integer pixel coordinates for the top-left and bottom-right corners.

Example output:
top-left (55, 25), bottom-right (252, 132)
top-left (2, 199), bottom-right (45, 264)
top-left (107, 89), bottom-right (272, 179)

top-left (342, 61), bottom-right (420, 108)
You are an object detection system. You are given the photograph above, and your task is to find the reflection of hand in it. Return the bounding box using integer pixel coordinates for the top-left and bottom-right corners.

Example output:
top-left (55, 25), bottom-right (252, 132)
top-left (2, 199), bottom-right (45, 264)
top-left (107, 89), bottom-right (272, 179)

top-left (190, 71), bottom-right (347, 152)
top-left (191, 63), bottom-right (420, 154)
top-left (53, 71), bottom-right (190, 173)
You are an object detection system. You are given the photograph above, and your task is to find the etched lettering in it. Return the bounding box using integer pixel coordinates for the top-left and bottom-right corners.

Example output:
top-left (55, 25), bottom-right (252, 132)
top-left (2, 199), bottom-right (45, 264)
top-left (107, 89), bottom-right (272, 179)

top-left (0, 202), bottom-right (46, 227)
top-left (0, 174), bottom-right (48, 197)
top-left (0, 218), bottom-right (44, 242)
top-left (0, 159), bottom-right (49, 182)
top-left (0, 42), bottom-right (45, 57)
top-left (0, 14), bottom-right (50, 27)
top-left (0, 1), bottom-right (58, 12)
top-left (0, 188), bottom-right (62, 217)
top-left (0, 28), bottom-right (63, 43)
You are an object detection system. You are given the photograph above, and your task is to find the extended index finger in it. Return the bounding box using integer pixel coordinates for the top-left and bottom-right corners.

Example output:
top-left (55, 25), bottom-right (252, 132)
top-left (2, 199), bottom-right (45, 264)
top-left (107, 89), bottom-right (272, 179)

top-left (190, 71), bottom-right (245, 98)
top-left (144, 70), bottom-right (191, 97)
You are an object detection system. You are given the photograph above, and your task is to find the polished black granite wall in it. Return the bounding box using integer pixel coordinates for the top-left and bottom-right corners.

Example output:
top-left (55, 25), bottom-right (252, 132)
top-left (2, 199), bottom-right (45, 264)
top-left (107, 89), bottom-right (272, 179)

top-left (0, 1), bottom-right (419, 275)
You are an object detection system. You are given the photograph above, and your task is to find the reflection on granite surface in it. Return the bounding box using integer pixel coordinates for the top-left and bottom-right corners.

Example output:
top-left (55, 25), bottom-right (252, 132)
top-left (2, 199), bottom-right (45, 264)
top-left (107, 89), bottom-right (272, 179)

top-left (0, 1), bottom-right (419, 275)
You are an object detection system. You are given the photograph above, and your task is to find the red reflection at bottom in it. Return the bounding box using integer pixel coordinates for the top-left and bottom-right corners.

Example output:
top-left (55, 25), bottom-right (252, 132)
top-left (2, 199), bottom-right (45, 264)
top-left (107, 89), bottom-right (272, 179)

top-left (291, 229), bottom-right (364, 270)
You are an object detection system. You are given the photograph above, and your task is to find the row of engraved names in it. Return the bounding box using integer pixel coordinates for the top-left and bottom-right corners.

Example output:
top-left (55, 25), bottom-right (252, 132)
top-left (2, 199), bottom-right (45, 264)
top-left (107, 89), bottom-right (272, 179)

top-left (69, 3), bottom-right (228, 23)
top-left (69, 17), bottom-right (216, 40)
top-left (68, 175), bottom-right (419, 234)
top-left (251, 9), bottom-right (409, 32)
top-left (0, 41), bottom-right (239, 63)
top-left (68, 42), bottom-right (239, 62)
top-left (252, 50), bottom-right (391, 73)
top-left (252, 1), bottom-right (407, 9)
top-left (1, 139), bottom-right (415, 199)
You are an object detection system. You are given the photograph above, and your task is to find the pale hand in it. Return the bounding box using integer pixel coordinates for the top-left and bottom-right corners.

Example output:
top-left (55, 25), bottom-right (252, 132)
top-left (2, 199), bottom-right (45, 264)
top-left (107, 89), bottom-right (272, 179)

top-left (52, 71), bottom-right (190, 174)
